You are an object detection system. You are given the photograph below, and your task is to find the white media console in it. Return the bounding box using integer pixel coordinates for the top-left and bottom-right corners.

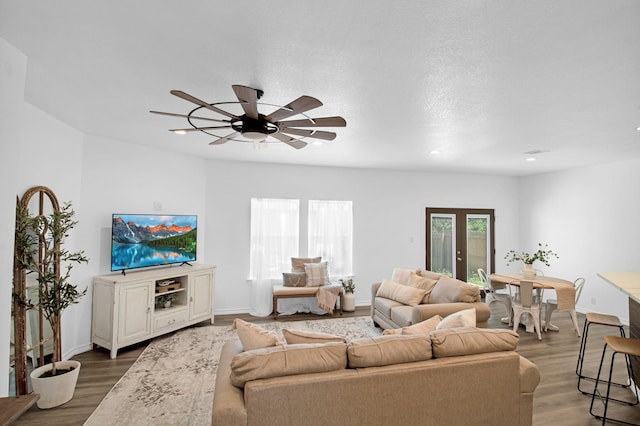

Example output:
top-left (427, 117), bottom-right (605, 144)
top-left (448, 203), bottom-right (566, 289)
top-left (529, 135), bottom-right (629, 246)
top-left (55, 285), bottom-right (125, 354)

top-left (91, 263), bottom-right (216, 358)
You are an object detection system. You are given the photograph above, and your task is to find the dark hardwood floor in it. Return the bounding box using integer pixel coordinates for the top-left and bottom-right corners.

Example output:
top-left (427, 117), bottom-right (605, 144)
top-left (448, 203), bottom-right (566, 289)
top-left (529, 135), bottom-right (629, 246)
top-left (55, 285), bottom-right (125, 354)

top-left (11, 305), bottom-right (640, 425)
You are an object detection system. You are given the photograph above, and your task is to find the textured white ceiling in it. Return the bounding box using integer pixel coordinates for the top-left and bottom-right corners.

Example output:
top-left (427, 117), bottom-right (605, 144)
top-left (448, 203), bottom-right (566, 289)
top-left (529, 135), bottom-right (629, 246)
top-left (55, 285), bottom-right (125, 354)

top-left (1, 0), bottom-right (639, 176)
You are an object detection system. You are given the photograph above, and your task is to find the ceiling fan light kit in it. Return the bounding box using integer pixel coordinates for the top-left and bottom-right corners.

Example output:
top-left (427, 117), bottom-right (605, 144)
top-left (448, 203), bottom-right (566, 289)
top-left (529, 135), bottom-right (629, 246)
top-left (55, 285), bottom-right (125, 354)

top-left (151, 85), bottom-right (347, 149)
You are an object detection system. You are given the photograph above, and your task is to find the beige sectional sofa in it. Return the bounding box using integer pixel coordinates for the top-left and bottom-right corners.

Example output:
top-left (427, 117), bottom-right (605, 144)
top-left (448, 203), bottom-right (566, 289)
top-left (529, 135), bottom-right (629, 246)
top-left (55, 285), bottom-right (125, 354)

top-left (212, 326), bottom-right (540, 426)
top-left (371, 268), bottom-right (491, 329)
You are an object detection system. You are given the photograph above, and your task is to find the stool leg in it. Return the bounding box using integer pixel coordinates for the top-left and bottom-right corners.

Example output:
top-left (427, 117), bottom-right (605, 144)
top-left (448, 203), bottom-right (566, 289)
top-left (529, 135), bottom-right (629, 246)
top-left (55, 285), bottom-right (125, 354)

top-left (576, 321), bottom-right (590, 377)
top-left (578, 324), bottom-right (631, 394)
top-left (591, 349), bottom-right (640, 425)
top-left (590, 343), bottom-right (609, 420)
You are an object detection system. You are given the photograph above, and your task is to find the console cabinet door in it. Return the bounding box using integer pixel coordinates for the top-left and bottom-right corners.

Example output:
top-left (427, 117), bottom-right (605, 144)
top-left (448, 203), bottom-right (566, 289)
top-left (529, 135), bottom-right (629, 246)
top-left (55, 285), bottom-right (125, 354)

top-left (118, 282), bottom-right (152, 343)
top-left (189, 272), bottom-right (213, 322)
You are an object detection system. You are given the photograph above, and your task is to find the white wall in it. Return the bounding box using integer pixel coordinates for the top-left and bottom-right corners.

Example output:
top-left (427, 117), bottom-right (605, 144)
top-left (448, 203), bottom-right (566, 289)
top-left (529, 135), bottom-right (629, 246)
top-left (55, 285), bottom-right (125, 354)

top-left (206, 160), bottom-right (520, 314)
top-left (519, 159), bottom-right (640, 323)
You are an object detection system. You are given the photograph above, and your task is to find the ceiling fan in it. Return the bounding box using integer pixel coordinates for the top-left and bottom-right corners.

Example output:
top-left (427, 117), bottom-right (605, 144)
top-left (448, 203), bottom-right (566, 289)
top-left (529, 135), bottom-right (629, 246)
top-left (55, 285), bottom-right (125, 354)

top-left (150, 85), bottom-right (347, 149)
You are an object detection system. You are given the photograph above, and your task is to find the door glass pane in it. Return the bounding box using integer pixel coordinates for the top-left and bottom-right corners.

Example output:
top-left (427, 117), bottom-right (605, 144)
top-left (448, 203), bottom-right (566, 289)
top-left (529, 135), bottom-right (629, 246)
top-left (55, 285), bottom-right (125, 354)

top-left (430, 214), bottom-right (455, 277)
top-left (466, 214), bottom-right (490, 286)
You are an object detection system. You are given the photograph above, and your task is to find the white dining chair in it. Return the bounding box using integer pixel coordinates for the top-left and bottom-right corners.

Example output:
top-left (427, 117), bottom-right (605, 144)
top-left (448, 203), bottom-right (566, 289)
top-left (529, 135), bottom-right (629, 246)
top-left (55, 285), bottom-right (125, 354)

top-left (510, 280), bottom-right (544, 341)
top-left (544, 277), bottom-right (585, 336)
top-left (479, 268), bottom-right (512, 326)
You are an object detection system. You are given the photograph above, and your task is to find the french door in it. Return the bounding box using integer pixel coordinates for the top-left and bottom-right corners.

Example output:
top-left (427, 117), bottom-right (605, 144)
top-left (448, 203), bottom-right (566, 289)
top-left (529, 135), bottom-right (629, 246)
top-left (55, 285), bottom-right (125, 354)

top-left (426, 208), bottom-right (495, 284)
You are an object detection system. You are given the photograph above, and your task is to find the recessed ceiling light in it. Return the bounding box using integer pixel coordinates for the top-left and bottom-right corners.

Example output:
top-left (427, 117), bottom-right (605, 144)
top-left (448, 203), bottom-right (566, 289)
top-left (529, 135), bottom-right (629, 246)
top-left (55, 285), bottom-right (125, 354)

top-left (430, 150), bottom-right (441, 155)
top-left (312, 141), bottom-right (323, 146)
top-left (526, 157), bottom-right (537, 162)
top-left (173, 130), bottom-right (187, 135)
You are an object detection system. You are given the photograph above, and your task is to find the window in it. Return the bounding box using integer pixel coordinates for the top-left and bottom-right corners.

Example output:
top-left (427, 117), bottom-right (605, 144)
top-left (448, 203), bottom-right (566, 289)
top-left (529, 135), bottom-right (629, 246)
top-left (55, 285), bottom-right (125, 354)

top-left (308, 200), bottom-right (353, 277)
top-left (249, 198), bottom-right (299, 280)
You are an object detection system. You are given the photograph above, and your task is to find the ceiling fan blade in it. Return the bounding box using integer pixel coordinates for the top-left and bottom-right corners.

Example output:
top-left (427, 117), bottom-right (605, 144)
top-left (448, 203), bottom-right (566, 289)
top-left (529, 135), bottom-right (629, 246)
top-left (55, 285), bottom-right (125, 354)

top-left (271, 132), bottom-right (307, 149)
top-left (171, 90), bottom-right (239, 120)
top-left (169, 126), bottom-right (232, 132)
top-left (265, 96), bottom-right (323, 122)
top-left (150, 110), bottom-right (231, 123)
top-left (232, 85), bottom-right (259, 120)
top-left (278, 116), bottom-right (347, 128)
top-left (209, 132), bottom-right (239, 145)
top-left (279, 128), bottom-right (337, 141)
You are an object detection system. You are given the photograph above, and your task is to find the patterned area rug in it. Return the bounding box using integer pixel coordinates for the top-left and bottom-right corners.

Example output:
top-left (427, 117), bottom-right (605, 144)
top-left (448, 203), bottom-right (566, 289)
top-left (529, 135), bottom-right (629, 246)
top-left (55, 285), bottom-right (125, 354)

top-left (84, 316), bottom-right (381, 426)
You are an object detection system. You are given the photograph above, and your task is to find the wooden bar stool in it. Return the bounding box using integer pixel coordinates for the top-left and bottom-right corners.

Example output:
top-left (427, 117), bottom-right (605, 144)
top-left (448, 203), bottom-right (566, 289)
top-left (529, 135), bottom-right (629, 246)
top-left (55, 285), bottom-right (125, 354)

top-left (589, 336), bottom-right (640, 425)
top-left (577, 312), bottom-right (631, 394)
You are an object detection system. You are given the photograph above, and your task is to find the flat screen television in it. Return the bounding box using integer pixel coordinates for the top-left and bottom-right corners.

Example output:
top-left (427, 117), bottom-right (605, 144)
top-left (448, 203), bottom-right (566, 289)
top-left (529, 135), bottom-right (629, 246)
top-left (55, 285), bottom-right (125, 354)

top-left (111, 214), bottom-right (197, 272)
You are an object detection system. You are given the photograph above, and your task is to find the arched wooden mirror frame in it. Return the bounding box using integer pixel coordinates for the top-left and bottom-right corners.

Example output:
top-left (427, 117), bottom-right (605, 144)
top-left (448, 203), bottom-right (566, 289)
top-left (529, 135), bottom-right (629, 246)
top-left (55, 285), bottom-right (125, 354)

top-left (12, 185), bottom-right (60, 395)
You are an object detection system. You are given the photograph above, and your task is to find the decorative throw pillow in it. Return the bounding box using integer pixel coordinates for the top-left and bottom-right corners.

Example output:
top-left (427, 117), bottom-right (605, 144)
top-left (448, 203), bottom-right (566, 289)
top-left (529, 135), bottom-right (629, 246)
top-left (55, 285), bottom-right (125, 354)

top-left (390, 268), bottom-right (419, 286)
top-left (230, 342), bottom-right (347, 388)
top-left (282, 272), bottom-right (307, 287)
top-left (304, 261), bottom-right (329, 286)
top-left (418, 269), bottom-right (442, 281)
top-left (376, 279), bottom-right (427, 307)
top-left (282, 329), bottom-right (347, 344)
top-left (436, 308), bottom-right (477, 330)
top-left (408, 272), bottom-right (439, 304)
top-left (347, 335), bottom-right (432, 368)
top-left (401, 315), bottom-right (443, 335)
top-left (429, 276), bottom-right (481, 304)
top-left (291, 256), bottom-right (321, 273)
top-left (430, 327), bottom-right (519, 358)
top-left (382, 328), bottom-right (403, 335)
top-left (232, 318), bottom-right (283, 351)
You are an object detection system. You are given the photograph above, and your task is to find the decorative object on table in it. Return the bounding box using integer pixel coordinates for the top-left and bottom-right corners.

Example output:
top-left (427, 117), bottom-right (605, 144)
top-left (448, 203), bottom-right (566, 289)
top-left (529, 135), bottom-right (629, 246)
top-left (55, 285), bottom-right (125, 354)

top-left (504, 243), bottom-right (559, 279)
top-left (340, 278), bottom-right (355, 312)
top-left (157, 293), bottom-right (178, 308)
top-left (14, 188), bottom-right (89, 408)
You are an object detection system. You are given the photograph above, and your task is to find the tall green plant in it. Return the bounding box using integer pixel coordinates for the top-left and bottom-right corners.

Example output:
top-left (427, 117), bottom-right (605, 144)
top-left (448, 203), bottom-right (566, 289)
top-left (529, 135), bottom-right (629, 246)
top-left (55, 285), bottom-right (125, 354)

top-left (16, 202), bottom-right (88, 375)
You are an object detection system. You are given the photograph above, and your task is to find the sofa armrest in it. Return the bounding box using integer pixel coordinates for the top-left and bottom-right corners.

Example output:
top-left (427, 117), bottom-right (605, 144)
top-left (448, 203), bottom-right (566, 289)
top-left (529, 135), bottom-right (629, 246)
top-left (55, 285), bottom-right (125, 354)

top-left (212, 340), bottom-right (247, 426)
top-left (519, 355), bottom-right (540, 393)
top-left (371, 282), bottom-right (382, 318)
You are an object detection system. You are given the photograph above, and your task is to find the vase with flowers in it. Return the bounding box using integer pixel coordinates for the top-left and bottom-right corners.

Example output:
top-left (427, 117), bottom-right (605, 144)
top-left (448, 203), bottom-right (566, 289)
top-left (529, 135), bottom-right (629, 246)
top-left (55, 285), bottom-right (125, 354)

top-left (339, 278), bottom-right (355, 312)
top-left (504, 243), bottom-right (559, 279)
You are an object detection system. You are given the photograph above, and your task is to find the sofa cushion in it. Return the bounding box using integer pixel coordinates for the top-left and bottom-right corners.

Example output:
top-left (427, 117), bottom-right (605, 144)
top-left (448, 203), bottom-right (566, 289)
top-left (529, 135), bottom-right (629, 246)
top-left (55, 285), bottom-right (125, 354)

top-left (408, 272), bottom-right (439, 303)
top-left (429, 276), bottom-right (481, 304)
top-left (436, 308), bottom-right (476, 329)
top-left (291, 256), bottom-right (322, 272)
top-left (230, 342), bottom-right (347, 387)
top-left (430, 327), bottom-right (519, 358)
top-left (282, 328), bottom-right (347, 344)
top-left (377, 279), bottom-right (427, 307)
top-left (374, 296), bottom-right (404, 318)
top-left (418, 269), bottom-right (443, 280)
top-left (282, 272), bottom-right (307, 287)
top-left (304, 261), bottom-right (329, 286)
top-left (383, 315), bottom-right (442, 336)
top-left (347, 335), bottom-right (432, 368)
top-left (390, 305), bottom-right (415, 327)
top-left (391, 268), bottom-right (419, 285)
top-left (232, 319), bottom-right (283, 351)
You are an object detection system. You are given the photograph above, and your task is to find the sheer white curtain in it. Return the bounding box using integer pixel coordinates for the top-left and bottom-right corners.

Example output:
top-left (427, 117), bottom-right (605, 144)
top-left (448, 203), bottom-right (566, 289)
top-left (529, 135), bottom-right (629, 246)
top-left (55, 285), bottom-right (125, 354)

top-left (308, 200), bottom-right (353, 278)
top-left (249, 198), bottom-right (299, 316)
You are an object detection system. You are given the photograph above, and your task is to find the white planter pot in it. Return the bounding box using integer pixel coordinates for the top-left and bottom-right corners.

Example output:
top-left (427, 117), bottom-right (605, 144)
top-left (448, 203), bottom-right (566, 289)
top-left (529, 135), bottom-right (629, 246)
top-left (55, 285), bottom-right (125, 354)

top-left (30, 360), bottom-right (81, 409)
top-left (342, 293), bottom-right (355, 312)
top-left (522, 263), bottom-right (537, 279)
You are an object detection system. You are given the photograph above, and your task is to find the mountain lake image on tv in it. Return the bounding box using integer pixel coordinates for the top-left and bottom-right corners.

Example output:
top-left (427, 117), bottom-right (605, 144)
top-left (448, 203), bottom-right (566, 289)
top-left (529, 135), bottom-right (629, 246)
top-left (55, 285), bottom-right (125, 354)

top-left (111, 214), bottom-right (197, 271)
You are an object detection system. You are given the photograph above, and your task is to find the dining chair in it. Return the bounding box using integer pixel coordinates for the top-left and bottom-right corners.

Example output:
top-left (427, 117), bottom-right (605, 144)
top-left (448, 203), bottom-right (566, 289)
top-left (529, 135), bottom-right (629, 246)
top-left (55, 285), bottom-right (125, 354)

top-left (509, 280), bottom-right (544, 340)
top-left (544, 277), bottom-right (585, 336)
top-left (479, 268), bottom-right (512, 326)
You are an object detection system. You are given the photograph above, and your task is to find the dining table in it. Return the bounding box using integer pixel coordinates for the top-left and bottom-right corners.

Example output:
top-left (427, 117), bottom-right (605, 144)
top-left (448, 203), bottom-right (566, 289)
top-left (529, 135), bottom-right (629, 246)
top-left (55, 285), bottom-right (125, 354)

top-left (489, 273), bottom-right (576, 333)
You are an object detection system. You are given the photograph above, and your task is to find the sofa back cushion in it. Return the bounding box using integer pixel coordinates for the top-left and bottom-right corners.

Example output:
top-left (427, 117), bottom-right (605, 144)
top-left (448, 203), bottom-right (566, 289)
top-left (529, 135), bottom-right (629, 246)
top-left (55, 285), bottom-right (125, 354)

top-left (418, 269), bottom-right (443, 280)
top-left (376, 279), bottom-right (427, 306)
top-left (383, 315), bottom-right (442, 336)
top-left (230, 342), bottom-right (347, 387)
top-left (429, 276), bottom-right (481, 304)
top-left (430, 327), bottom-right (519, 358)
top-left (347, 335), bottom-right (432, 368)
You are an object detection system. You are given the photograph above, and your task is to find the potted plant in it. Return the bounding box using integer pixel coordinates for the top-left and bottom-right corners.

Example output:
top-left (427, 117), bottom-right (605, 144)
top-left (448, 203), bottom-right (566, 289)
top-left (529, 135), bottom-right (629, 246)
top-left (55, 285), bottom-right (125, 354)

top-left (15, 201), bottom-right (88, 409)
top-left (157, 293), bottom-right (178, 308)
top-left (339, 278), bottom-right (355, 312)
top-left (504, 243), bottom-right (559, 278)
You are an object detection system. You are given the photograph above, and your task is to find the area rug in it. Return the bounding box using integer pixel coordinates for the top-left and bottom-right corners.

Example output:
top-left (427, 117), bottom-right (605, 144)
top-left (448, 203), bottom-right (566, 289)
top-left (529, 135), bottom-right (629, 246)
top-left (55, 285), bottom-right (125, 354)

top-left (84, 316), bottom-right (381, 426)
